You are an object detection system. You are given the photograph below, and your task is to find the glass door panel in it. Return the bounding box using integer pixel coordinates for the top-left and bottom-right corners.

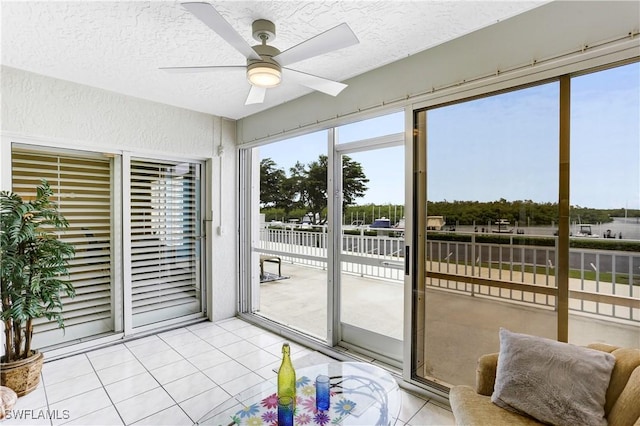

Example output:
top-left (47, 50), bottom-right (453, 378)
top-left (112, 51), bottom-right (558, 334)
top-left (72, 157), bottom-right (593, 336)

top-left (338, 145), bottom-right (405, 363)
top-left (413, 82), bottom-right (560, 387)
top-left (568, 62), bottom-right (640, 346)
top-left (251, 131), bottom-right (329, 341)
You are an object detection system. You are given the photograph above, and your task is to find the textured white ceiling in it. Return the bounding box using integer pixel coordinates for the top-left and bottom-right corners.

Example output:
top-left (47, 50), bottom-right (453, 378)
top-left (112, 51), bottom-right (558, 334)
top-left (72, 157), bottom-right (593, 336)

top-left (1, 1), bottom-right (545, 120)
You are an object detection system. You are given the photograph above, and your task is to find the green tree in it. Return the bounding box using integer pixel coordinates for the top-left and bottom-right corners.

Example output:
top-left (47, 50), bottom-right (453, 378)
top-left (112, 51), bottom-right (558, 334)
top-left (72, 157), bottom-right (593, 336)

top-left (269, 155), bottom-right (369, 224)
top-left (260, 158), bottom-right (289, 210)
top-left (304, 156), bottom-right (329, 223)
top-left (342, 155), bottom-right (369, 208)
top-left (305, 155), bottom-right (369, 223)
top-left (286, 161), bottom-right (308, 213)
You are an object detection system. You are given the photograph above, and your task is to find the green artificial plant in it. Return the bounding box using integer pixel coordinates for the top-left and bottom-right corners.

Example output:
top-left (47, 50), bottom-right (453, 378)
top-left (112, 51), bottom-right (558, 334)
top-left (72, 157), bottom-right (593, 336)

top-left (0, 180), bottom-right (75, 362)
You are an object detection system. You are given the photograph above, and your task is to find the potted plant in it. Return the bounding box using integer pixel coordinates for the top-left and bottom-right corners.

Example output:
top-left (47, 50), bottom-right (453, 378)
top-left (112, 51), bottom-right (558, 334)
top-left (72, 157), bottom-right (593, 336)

top-left (0, 180), bottom-right (75, 396)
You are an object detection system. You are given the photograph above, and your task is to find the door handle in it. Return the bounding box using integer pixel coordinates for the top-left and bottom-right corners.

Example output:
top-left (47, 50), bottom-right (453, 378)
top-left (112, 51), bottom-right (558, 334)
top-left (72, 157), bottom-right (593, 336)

top-left (404, 245), bottom-right (410, 275)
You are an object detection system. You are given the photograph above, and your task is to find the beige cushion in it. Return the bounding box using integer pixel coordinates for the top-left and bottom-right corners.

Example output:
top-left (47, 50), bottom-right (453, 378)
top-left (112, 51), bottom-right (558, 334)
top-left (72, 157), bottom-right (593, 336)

top-left (492, 329), bottom-right (615, 426)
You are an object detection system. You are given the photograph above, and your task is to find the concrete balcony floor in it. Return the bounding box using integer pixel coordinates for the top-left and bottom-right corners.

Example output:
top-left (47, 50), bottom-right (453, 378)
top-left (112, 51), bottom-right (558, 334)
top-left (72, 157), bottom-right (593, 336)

top-left (257, 261), bottom-right (404, 342)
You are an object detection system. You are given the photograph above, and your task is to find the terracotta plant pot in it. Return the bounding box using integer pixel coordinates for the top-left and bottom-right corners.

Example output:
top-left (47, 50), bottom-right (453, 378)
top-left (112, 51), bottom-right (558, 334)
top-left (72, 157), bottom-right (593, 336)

top-left (0, 351), bottom-right (44, 397)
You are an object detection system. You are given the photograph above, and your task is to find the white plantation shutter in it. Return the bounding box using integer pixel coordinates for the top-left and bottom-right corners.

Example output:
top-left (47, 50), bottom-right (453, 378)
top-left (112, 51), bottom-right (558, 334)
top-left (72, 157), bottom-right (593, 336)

top-left (130, 159), bottom-right (203, 327)
top-left (11, 148), bottom-right (115, 347)
top-left (9, 146), bottom-right (206, 348)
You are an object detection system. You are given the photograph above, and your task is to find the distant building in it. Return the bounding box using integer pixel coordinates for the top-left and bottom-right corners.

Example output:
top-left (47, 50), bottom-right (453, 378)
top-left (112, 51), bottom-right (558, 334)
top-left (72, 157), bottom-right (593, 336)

top-left (427, 216), bottom-right (445, 230)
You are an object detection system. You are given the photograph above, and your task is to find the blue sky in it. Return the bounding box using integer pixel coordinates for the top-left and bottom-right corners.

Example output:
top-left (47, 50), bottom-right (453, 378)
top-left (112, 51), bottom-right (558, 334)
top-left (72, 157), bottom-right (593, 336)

top-left (259, 62), bottom-right (639, 209)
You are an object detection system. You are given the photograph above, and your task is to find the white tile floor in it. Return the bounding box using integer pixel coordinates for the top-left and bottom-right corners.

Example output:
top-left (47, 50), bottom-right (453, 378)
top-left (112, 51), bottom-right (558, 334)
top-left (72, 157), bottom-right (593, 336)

top-left (3, 318), bottom-right (455, 426)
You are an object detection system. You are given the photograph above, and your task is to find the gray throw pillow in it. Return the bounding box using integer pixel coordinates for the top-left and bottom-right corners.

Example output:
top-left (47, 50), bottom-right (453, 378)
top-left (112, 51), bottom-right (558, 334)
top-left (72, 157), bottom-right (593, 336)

top-left (491, 328), bottom-right (615, 426)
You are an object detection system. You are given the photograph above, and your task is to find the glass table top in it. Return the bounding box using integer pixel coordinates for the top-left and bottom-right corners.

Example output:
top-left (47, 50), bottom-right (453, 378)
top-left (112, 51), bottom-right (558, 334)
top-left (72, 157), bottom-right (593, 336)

top-left (197, 361), bottom-right (401, 426)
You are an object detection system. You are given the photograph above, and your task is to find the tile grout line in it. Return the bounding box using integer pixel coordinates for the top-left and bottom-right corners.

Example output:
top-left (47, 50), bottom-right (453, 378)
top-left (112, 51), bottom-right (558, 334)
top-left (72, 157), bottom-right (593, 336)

top-left (153, 326), bottom-right (232, 425)
top-left (71, 349), bottom-right (128, 425)
top-left (40, 359), bottom-right (54, 426)
top-left (51, 332), bottom-right (189, 425)
top-left (101, 326), bottom-right (230, 425)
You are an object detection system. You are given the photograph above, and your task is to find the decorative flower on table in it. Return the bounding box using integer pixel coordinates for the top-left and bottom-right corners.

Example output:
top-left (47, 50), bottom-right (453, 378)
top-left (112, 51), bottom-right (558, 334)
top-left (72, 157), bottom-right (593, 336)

top-left (261, 393), bottom-right (278, 409)
top-left (246, 417), bottom-right (263, 426)
top-left (313, 411), bottom-right (331, 426)
top-left (238, 403), bottom-right (260, 418)
top-left (295, 413), bottom-right (312, 425)
top-left (296, 376), bottom-right (311, 388)
top-left (300, 384), bottom-right (316, 396)
top-left (261, 410), bottom-right (277, 424)
top-left (301, 396), bottom-right (318, 414)
top-left (334, 399), bottom-right (357, 416)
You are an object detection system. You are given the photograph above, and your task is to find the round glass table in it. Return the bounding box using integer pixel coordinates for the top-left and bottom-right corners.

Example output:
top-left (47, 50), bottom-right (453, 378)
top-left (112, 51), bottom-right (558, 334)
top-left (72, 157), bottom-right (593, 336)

top-left (197, 361), bottom-right (401, 425)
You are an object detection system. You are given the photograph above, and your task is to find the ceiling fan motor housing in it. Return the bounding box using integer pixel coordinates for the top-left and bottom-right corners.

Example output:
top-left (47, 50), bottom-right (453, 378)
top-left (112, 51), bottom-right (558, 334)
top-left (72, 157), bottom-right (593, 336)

top-left (247, 44), bottom-right (282, 87)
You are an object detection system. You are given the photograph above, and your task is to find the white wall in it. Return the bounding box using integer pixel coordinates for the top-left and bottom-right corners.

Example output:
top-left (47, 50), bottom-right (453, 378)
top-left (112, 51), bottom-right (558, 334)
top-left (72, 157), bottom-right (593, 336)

top-left (211, 116), bottom-right (240, 321)
top-left (1, 66), bottom-right (215, 153)
top-left (1, 65), bottom-right (237, 322)
top-left (237, 0), bottom-right (640, 144)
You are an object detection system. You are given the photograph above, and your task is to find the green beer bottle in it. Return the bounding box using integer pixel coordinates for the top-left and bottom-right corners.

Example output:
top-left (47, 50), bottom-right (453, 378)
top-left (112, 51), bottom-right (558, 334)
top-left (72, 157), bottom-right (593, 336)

top-left (277, 343), bottom-right (296, 403)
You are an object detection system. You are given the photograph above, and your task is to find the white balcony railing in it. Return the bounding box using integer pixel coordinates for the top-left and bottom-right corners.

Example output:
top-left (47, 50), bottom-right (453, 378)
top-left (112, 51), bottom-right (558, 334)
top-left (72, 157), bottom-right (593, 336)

top-left (258, 226), bottom-right (640, 323)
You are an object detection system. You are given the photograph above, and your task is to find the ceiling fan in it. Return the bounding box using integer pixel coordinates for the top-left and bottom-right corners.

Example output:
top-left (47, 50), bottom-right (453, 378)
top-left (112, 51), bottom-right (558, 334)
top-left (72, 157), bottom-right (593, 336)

top-left (161, 2), bottom-right (360, 105)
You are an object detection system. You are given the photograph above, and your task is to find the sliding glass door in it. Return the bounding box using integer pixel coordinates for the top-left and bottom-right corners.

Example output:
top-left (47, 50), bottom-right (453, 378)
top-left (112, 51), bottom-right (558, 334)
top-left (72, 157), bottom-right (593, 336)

top-left (243, 111), bottom-right (407, 363)
top-left (413, 81), bottom-right (561, 387)
top-left (411, 61), bottom-right (640, 390)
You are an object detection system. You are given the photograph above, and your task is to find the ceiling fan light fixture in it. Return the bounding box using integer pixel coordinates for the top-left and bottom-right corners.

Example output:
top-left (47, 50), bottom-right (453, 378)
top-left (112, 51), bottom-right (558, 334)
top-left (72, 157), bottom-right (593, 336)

top-left (247, 63), bottom-right (281, 88)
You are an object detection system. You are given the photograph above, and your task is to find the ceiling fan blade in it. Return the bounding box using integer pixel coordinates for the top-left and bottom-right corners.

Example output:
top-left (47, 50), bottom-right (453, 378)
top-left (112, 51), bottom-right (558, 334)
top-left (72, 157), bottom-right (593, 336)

top-left (182, 2), bottom-right (260, 61)
top-left (160, 65), bottom-right (245, 73)
top-left (245, 85), bottom-right (267, 105)
top-left (274, 23), bottom-right (359, 66)
top-left (283, 68), bottom-right (347, 97)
